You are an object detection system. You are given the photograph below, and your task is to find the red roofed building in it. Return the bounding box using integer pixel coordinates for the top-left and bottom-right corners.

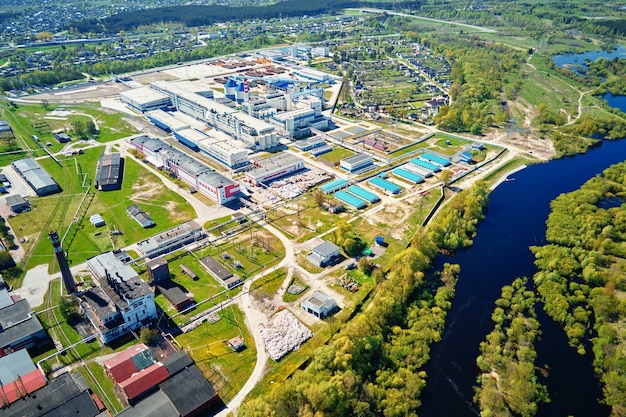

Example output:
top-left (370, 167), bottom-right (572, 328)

top-left (119, 362), bottom-right (170, 403)
top-left (104, 343), bottom-right (153, 384)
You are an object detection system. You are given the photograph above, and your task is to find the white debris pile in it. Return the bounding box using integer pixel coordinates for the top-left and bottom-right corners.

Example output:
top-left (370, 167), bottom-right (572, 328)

top-left (259, 309), bottom-right (313, 361)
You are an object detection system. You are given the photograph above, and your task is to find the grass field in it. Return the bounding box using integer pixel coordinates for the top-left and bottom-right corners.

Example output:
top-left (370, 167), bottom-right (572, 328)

top-left (177, 304), bottom-right (256, 403)
top-left (9, 147), bottom-right (196, 273)
top-left (318, 147), bottom-right (354, 163)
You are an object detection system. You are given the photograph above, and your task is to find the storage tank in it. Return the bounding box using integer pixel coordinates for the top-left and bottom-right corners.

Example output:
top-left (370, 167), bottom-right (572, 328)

top-left (224, 78), bottom-right (237, 100)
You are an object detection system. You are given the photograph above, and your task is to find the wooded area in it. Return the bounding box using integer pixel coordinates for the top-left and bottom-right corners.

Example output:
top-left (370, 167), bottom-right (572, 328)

top-left (531, 162), bottom-right (626, 415)
top-left (240, 182), bottom-right (489, 416)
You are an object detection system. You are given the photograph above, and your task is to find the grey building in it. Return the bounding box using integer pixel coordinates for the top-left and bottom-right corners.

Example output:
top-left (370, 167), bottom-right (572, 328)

top-left (301, 290), bottom-right (338, 318)
top-left (6, 194), bottom-right (29, 213)
top-left (12, 158), bottom-right (61, 196)
top-left (95, 153), bottom-right (123, 191)
top-left (137, 221), bottom-right (204, 259)
top-left (199, 255), bottom-right (241, 289)
top-left (306, 240), bottom-right (341, 267)
top-left (126, 205), bottom-right (155, 228)
top-left (0, 290), bottom-right (48, 354)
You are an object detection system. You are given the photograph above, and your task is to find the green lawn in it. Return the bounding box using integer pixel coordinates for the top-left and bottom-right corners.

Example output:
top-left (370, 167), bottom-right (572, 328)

top-left (176, 304), bottom-right (256, 403)
top-left (318, 147), bottom-right (354, 163)
top-left (8, 148), bottom-right (196, 272)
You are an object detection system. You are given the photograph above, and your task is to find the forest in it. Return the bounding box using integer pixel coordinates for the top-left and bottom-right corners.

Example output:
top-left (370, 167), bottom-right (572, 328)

top-left (531, 162), bottom-right (626, 415)
top-left (239, 182), bottom-right (489, 416)
top-left (474, 277), bottom-right (547, 417)
top-left (66, 0), bottom-right (424, 34)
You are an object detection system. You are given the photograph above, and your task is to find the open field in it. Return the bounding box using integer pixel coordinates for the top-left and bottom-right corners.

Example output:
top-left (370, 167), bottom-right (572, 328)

top-left (8, 147), bottom-right (196, 272)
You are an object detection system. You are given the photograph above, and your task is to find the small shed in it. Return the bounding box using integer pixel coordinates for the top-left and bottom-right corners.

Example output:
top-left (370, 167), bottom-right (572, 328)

top-left (53, 132), bottom-right (71, 143)
top-left (227, 336), bottom-right (245, 352)
top-left (375, 236), bottom-right (385, 246)
top-left (6, 195), bottom-right (29, 213)
top-left (301, 291), bottom-right (338, 319)
top-left (89, 214), bottom-right (105, 227)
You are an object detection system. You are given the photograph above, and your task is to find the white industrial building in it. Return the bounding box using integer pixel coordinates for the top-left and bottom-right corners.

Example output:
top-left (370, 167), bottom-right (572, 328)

top-left (270, 95), bottom-right (328, 138)
top-left (81, 252), bottom-right (157, 343)
top-left (137, 220), bottom-right (205, 258)
top-left (196, 134), bottom-right (250, 169)
top-left (119, 87), bottom-right (171, 113)
top-left (129, 136), bottom-right (240, 204)
top-left (145, 109), bottom-right (190, 132)
top-left (340, 153), bottom-right (374, 172)
top-left (148, 81), bottom-right (279, 151)
top-left (245, 153), bottom-right (304, 185)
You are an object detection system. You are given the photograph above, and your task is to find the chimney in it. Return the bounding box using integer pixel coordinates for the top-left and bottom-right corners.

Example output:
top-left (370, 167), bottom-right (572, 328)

top-left (48, 231), bottom-right (76, 294)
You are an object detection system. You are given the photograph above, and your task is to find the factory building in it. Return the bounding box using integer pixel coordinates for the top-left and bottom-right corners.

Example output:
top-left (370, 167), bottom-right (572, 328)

top-left (136, 221), bottom-right (205, 259)
top-left (145, 109), bottom-right (190, 133)
top-left (129, 136), bottom-right (240, 204)
top-left (120, 86), bottom-right (171, 113)
top-left (0, 288), bottom-right (47, 354)
top-left (270, 95), bottom-right (328, 138)
top-left (196, 133), bottom-right (250, 169)
top-left (94, 153), bottom-right (123, 191)
top-left (12, 158), bottom-right (61, 196)
top-left (81, 252), bottom-right (157, 344)
top-left (149, 81), bottom-right (278, 151)
top-left (340, 153), bottom-right (373, 173)
top-left (245, 153), bottom-right (304, 185)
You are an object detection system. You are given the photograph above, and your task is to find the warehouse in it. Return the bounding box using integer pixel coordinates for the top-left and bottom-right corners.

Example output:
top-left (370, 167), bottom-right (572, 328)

top-left (95, 153), bottom-right (123, 191)
top-left (12, 158), bottom-right (61, 196)
top-left (420, 152), bottom-right (451, 167)
top-left (334, 191), bottom-right (367, 210)
top-left (145, 109), bottom-right (190, 132)
top-left (245, 153), bottom-right (304, 185)
top-left (410, 158), bottom-right (441, 173)
top-left (120, 86), bottom-right (171, 112)
top-left (393, 168), bottom-right (424, 184)
top-left (347, 185), bottom-right (380, 203)
top-left (340, 153), bottom-right (373, 172)
top-left (126, 205), bottom-right (155, 228)
top-left (403, 162), bottom-right (433, 178)
top-left (172, 128), bottom-right (206, 151)
top-left (293, 136), bottom-right (326, 152)
top-left (137, 221), bottom-right (205, 258)
top-left (306, 241), bottom-right (341, 267)
top-left (6, 194), bottom-right (30, 213)
top-left (369, 176), bottom-right (402, 194)
top-left (321, 178), bottom-right (348, 194)
top-left (199, 255), bottom-right (242, 289)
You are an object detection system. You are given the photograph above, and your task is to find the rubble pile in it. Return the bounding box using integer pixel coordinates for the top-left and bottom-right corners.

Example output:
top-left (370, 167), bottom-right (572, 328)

top-left (259, 309), bottom-right (313, 360)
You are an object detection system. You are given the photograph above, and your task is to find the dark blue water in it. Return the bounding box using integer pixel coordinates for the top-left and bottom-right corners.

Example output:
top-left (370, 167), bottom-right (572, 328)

top-left (553, 46), bottom-right (626, 72)
top-left (604, 93), bottom-right (626, 112)
top-left (419, 135), bottom-right (626, 415)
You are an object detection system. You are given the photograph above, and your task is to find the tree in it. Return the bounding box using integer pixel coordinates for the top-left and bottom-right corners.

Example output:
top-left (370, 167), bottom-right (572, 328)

top-left (440, 170), bottom-right (452, 186)
top-left (139, 327), bottom-right (159, 345)
top-left (358, 256), bottom-right (375, 275)
top-left (41, 99), bottom-right (50, 110)
top-left (60, 296), bottom-right (81, 326)
top-left (36, 32), bottom-right (54, 41)
top-left (0, 250), bottom-right (14, 271)
top-left (313, 189), bottom-right (326, 207)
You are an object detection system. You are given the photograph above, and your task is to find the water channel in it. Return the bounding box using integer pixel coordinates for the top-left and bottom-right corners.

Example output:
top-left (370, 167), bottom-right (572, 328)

top-left (419, 94), bottom-right (626, 416)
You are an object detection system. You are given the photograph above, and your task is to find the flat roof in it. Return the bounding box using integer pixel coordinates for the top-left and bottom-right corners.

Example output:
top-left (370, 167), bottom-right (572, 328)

top-left (342, 153), bottom-right (372, 164)
top-left (157, 280), bottom-right (190, 306)
top-left (312, 240), bottom-right (340, 257)
top-left (137, 220), bottom-right (202, 255)
top-left (0, 299), bottom-right (45, 350)
top-left (120, 86), bottom-right (170, 105)
top-left (116, 390), bottom-right (178, 417)
top-left (199, 255), bottom-right (233, 281)
top-left (0, 349), bottom-right (37, 384)
top-left (146, 109), bottom-right (190, 131)
top-left (159, 365), bottom-right (217, 417)
top-left (175, 127), bottom-right (211, 143)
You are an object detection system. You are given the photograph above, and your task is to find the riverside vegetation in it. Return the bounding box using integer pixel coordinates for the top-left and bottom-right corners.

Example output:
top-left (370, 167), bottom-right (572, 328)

top-left (531, 161), bottom-right (626, 415)
top-left (240, 182), bottom-right (489, 416)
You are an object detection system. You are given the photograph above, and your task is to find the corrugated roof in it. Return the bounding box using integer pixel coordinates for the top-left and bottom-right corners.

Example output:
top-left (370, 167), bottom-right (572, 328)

top-left (120, 362), bottom-right (169, 400)
top-left (0, 349), bottom-right (37, 384)
top-left (160, 365), bottom-right (217, 416)
top-left (104, 344), bottom-right (150, 383)
top-left (161, 350), bottom-right (193, 375)
top-left (116, 390), bottom-right (178, 417)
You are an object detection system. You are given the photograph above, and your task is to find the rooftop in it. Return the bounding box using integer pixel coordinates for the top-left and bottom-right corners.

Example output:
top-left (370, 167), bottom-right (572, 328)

top-left (159, 365), bottom-right (218, 417)
top-left (199, 255), bottom-right (233, 281)
top-left (0, 298), bottom-right (45, 350)
top-left (311, 240), bottom-right (340, 258)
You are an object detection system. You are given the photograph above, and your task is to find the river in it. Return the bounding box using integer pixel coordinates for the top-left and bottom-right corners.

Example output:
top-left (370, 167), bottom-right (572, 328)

top-left (419, 104), bottom-right (626, 415)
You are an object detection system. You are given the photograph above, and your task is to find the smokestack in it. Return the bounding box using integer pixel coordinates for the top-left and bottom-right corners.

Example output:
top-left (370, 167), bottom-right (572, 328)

top-left (48, 231), bottom-right (76, 294)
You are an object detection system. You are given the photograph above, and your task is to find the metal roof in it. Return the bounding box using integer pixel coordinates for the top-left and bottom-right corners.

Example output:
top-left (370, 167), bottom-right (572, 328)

top-left (0, 349), bottom-right (37, 384)
top-left (159, 365), bottom-right (217, 417)
top-left (0, 299), bottom-right (45, 350)
top-left (311, 240), bottom-right (340, 258)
